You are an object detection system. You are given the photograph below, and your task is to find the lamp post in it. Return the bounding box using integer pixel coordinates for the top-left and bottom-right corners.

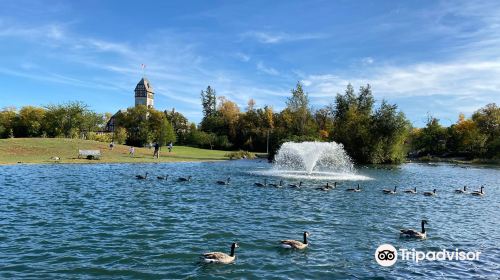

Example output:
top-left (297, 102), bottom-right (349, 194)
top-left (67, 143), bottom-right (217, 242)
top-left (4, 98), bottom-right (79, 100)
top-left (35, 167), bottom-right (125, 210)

top-left (266, 129), bottom-right (269, 155)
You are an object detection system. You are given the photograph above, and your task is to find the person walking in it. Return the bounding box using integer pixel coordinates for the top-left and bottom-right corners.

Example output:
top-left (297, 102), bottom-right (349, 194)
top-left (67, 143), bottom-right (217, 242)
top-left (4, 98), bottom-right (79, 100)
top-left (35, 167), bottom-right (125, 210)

top-left (168, 142), bottom-right (173, 152)
top-left (129, 146), bottom-right (135, 157)
top-left (153, 142), bottom-right (160, 159)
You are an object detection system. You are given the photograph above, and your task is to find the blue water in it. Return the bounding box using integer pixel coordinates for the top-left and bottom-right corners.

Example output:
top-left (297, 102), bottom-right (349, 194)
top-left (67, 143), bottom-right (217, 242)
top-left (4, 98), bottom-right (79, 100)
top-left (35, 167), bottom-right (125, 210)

top-left (0, 161), bottom-right (499, 279)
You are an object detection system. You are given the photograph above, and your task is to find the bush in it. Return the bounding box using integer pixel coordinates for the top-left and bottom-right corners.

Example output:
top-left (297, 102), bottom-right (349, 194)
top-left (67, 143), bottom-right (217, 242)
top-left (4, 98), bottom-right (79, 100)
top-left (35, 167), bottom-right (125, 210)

top-left (87, 132), bottom-right (113, 143)
top-left (113, 127), bottom-right (127, 144)
top-left (225, 150), bottom-right (255, 160)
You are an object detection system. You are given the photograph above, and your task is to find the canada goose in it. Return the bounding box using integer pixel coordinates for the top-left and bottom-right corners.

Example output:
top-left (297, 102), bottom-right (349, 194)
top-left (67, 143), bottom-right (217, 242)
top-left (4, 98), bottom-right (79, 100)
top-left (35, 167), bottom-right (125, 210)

top-left (281, 231), bottom-right (310, 249)
top-left (400, 220), bottom-right (428, 239)
top-left (136, 172), bottom-right (148, 179)
top-left (289, 181), bottom-right (303, 188)
top-left (383, 186), bottom-right (397, 194)
top-left (178, 176), bottom-right (192, 182)
top-left (404, 187), bottom-right (417, 194)
top-left (255, 179), bottom-right (267, 187)
top-left (316, 183), bottom-right (330, 191)
top-left (316, 182), bottom-right (336, 191)
top-left (471, 186), bottom-right (485, 196)
top-left (217, 177), bottom-right (231, 185)
top-left (201, 243), bottom-right (239, 264)
top-left (454, 186), bottom-right (467, 194)
top-left (423, 189), bottom-right (437, 196)
top-left (157, 175), bottom-right (169, 180)
top-left (346, 184), bottom-right (361, 192)
top-left (268, 180), bottom-right (283, 187)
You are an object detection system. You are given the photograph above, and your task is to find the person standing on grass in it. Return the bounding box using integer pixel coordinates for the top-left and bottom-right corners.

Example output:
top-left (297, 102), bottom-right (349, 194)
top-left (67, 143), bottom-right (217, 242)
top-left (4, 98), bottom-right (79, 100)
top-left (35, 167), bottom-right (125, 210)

top-left (129, 146), bottom-right (135, 157)
top-left (168, 142), bottom-right (173, 152)
top-left (153, 142), bottom-right (160, 158)
top-left (109, 141), bottom-right (114, 150)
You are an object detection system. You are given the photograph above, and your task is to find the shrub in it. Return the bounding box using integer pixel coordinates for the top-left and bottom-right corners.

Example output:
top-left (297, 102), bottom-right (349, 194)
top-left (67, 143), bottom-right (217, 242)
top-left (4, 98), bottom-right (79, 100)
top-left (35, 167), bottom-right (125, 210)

top-left (225, 150), bottom-right (255, 160)
top-left (113, 127), bottom-right (127, 144)
top-left (87, 132), bottom-right (113, 143)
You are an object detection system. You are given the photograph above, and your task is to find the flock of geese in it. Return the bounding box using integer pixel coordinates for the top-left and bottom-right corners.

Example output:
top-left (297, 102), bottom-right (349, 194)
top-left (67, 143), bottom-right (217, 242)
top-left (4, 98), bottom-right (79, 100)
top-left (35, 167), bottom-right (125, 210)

top-left (200, 219), bottom-right (433, 264)
top-left (134, 172), bottom-right (486, 264)
top-left (134, 172), bottom-right (487, 197)
top-left (380, 185), bottom-right (486, 196)
top-left (202, 232), bottom-right (311, 264)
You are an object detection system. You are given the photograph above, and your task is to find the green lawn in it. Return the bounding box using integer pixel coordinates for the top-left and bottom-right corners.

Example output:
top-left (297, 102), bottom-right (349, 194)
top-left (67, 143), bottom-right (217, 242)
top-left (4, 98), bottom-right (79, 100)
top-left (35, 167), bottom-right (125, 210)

top-left (0, 138), bottom-right (229, 164)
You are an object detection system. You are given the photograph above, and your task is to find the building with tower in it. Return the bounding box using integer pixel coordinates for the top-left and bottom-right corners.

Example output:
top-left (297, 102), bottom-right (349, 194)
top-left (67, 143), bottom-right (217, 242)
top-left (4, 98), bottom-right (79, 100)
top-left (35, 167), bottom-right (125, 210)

top-left (105, 77), bottom-right (155, 132)
top-left (134, 77), bottom-right (154, 108)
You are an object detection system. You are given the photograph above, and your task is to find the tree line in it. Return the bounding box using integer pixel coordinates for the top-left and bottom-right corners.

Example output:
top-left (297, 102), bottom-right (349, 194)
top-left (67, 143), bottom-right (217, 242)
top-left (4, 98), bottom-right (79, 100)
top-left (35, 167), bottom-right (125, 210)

top-left (409, 103), bottom-right (499, 160)
top-left (196, 83), bottom-right (412, 163)
top-left (1, 83), bottom-right (498, 163)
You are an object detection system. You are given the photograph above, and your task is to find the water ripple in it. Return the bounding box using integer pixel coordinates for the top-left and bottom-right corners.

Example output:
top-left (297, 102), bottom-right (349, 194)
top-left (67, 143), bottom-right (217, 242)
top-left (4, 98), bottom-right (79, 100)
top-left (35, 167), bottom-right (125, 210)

top-left (0, 161), bottom-right (498, 279)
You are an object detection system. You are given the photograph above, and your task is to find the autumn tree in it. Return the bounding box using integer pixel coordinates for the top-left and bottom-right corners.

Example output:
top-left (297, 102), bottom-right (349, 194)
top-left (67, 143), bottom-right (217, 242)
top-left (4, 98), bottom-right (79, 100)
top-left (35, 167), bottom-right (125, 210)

top-left (472, 103), bottom-right (499, 158)
top-left (0, 107), bottom-right (17, 138)
top-left (14, 106), bottom-right (46, 137)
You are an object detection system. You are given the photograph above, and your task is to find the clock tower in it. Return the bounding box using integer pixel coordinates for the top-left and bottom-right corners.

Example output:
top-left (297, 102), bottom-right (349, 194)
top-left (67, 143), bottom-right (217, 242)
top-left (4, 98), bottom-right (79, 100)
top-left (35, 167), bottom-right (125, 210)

top-left (134, 77), bottom-right (154, 108)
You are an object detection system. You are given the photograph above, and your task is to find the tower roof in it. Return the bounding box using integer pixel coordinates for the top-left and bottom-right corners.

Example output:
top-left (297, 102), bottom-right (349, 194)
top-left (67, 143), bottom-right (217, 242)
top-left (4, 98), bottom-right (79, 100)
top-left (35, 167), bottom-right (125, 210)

top-left (135, 77), bottom-right (154, 93)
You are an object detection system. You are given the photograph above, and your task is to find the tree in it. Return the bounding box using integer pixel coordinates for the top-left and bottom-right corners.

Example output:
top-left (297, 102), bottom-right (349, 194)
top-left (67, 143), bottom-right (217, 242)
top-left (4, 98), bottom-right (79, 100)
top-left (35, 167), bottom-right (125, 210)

top-left (314, 108), bottom-right (333, 139)
top-left (472, 103), bottom-right (500, 158)
top-left (116, 105), bottom-right (151, 146)
top-left (0, 107), bottom-right (18, 138)
top-left (286, 82), bottom-right (314, 135)
top-left (331, 84), bottom-right (374, 162)
top-left (113, 127), bottom-right (127, 144)
top-left (164, 109), bottom-right (189, 144)
top-left (158, 118), bottom-right (176, 146)
top-left (448, 117), bottom-right (486, 157)
top-left (330, 84), bottom-right (409, 163)
top-left (263, 106), bottom-right (274, 129)
top-left (412, 116), bottom-right (447, 156)
top-left (43, 101), bottom-right (90, 138)
top-left (15, 106), bottom-right (46, 137)
top-left (246, 98), bottom-right (256, 111)
top-left (370, 101), bottom-right (410, 163)
top-left (217, 96), bottom-right (240, 140)
top-left (201, 86), bottom-right (217, 118)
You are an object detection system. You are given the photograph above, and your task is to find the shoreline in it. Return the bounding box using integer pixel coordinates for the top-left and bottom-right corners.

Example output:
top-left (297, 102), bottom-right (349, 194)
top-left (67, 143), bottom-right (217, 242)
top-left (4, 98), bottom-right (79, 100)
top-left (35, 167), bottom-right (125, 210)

top-left (408, 157), bottom-right (500, 165)
top-left (0, 138), bottom-right (231, 165)
top-left (0, 158), bottom-right (229, 166)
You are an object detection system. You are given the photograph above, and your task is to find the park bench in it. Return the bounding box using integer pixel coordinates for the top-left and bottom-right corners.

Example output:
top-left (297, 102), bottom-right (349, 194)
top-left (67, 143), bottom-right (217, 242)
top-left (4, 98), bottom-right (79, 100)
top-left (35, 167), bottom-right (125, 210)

top-left (78, 149), bottom-right (101, 160)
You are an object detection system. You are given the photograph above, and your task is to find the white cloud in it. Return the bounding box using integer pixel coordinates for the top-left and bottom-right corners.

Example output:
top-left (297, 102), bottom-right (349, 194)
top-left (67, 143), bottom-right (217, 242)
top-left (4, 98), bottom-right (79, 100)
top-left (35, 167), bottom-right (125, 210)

top-left (0, 22), bottom-right (66, 41)
top-left (83, 39), bottom-right (133, 55)
top-left (361, 57), bottom-right (374, 65)
top-left (303, 60), bottom-right (500, 99)
top-left (234, 52), bottom-right (250, 62)
top-left (257, 61), bottom-right (279, 76)
top-left (241, 31), bottom-right (326, 44)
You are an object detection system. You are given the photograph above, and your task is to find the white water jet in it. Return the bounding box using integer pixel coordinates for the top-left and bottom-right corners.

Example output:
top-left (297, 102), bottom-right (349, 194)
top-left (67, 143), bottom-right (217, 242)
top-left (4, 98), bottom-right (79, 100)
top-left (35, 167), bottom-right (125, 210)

top-left (254, 141), bottom-right (371, 181)
top-left (274, 141), bottom-right (353, 174)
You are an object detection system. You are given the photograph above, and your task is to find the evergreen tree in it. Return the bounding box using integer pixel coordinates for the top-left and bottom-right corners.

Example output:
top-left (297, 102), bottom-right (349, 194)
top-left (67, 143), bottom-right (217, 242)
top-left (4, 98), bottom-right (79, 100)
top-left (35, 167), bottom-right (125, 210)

top-left (201, 86), bottom-right (217, 118)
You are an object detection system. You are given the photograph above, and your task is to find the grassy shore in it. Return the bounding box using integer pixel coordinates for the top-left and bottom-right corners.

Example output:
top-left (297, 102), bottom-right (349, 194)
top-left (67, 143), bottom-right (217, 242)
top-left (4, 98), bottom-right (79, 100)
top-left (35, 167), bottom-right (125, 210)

top-left (410, 155), bottom-right (500, 165)
top-left (0, 138), bottom-right (229, 164)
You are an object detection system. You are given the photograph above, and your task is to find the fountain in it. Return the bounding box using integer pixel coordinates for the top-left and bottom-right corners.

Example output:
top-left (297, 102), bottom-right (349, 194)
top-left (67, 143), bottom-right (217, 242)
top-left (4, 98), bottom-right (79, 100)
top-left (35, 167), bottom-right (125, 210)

top-left (274, 141), bottom-right (353, 174)
top-left (255, 141), bottom-right (370, 181)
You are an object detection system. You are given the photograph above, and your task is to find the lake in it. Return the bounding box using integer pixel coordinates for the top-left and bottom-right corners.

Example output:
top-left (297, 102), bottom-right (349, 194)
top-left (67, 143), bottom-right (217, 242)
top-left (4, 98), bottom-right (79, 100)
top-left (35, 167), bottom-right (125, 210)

top-left (0, 161), bottom-right (499, 279)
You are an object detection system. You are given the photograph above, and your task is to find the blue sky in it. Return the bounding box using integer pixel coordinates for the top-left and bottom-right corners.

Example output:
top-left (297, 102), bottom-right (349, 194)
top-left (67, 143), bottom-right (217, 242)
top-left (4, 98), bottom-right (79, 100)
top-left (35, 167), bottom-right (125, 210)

top-left (1, 0), bottom-right (499, 126)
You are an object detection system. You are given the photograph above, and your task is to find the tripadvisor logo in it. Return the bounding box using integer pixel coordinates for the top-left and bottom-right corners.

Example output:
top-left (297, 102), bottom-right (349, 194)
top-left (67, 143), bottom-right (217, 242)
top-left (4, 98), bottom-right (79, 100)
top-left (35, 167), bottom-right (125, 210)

top-left (374, 244), bottom-right (482, 267)
top-left (375, 244), bottom-right (398, 267)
